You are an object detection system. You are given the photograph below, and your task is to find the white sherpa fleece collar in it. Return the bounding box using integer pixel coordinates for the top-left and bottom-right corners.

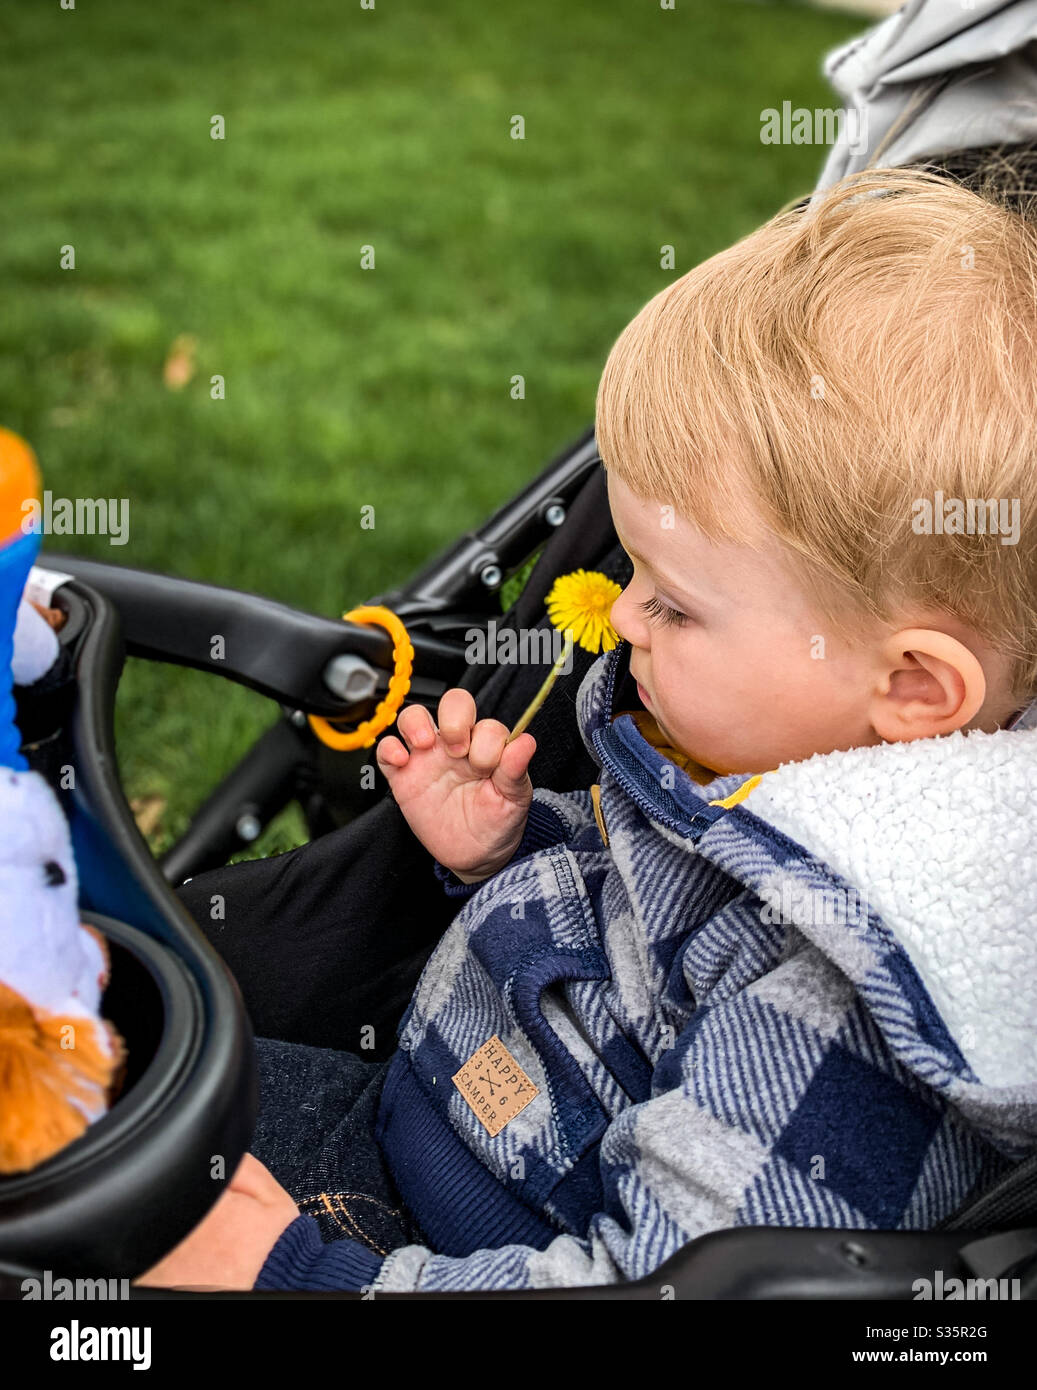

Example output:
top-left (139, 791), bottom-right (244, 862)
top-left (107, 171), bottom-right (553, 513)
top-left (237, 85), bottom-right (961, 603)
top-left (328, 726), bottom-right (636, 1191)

top-left (746, 726), bottom-right (1037, 1089)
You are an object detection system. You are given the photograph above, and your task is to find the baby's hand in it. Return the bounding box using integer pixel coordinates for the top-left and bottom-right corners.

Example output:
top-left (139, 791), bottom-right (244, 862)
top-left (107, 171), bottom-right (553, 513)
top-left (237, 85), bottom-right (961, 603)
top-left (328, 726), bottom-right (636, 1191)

top-left (376, 689), bottom-right (536, 884)
top-left (133, 1154), bottom-right (299, 1291)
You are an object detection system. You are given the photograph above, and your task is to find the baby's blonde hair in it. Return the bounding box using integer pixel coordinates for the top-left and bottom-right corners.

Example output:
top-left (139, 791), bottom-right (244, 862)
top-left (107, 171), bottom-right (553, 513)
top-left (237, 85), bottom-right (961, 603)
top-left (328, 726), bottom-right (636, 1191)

top-left (596, 161), bottom-right (1037, 706)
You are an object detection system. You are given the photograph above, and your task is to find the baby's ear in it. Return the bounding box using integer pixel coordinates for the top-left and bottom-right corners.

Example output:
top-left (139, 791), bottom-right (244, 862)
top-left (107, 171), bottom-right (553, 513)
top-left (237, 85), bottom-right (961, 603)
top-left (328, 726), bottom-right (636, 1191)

top-left (869, 628), bottom-right (986, 743)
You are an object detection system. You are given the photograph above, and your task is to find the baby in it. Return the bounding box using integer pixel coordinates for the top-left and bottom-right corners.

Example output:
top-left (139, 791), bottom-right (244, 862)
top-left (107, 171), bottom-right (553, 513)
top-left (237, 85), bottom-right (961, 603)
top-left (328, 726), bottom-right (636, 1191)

top-left (140, 163), bottom-right (1037, 1292)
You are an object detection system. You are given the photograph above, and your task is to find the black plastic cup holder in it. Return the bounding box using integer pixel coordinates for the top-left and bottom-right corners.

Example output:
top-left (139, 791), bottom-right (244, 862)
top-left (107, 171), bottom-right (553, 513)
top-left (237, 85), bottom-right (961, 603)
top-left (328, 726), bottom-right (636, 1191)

top-left (0, 910), bottom-right (252, 1281)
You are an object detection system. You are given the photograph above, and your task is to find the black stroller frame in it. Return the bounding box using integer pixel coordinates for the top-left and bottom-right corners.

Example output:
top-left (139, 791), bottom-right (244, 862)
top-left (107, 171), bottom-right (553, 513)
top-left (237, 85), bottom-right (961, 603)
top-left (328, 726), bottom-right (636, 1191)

top-left (2, 423), bottom-right (1036, 1300)
top-left (65, 426), bottom-right (607, 884)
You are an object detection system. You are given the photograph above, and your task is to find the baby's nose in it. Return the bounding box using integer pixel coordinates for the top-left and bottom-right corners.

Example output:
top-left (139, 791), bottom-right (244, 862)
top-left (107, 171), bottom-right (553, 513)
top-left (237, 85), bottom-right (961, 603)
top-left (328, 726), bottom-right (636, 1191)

top-left (609, 586), bottom-right (646, 648)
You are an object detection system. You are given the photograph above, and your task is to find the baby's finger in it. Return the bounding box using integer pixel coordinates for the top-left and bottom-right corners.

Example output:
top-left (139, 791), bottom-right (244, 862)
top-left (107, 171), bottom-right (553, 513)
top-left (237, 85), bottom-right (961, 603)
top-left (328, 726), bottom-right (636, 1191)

top-left (395, 703), bottom-right (437, 751)
top-left (376, 734), bottom-right (409, 768)
top-left (437, 687), bottom-right (477, 756)
top-left (491, 733), bottom-right (536, 797)
top-left (467, 718), bottom-right (511, 777)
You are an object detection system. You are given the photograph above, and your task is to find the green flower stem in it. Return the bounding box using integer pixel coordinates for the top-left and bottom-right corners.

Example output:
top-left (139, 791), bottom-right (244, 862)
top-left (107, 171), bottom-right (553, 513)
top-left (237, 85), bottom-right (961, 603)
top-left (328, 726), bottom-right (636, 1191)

top-left (506, 631), bottom-right (577, 743)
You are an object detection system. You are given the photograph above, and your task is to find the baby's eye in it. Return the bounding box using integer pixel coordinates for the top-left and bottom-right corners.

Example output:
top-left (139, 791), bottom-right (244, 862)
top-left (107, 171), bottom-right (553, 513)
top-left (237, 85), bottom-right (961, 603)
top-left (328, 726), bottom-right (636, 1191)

top-left (639, 594), bottom-right (688, 628)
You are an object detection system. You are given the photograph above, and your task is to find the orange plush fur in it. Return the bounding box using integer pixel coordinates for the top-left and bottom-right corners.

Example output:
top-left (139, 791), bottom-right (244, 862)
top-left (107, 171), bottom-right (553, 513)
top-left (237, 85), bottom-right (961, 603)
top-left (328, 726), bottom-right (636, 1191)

top-left (0, 978), bottom-right (125, 1174)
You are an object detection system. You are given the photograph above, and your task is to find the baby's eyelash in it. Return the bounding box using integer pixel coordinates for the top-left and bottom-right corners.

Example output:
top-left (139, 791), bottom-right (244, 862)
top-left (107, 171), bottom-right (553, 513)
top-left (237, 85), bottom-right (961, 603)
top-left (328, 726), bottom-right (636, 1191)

top-left (639, 595), bottom-right (688, 628)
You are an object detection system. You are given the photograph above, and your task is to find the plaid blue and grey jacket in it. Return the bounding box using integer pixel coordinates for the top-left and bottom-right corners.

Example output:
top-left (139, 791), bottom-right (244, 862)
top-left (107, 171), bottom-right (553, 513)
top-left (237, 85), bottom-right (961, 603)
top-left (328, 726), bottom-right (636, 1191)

top-left (257, 641), bottom-right (1037, 1292)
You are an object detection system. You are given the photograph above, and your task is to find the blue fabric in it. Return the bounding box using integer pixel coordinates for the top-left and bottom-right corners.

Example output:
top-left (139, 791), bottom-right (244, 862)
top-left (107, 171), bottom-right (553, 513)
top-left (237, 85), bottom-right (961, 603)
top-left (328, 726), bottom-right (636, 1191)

top-left (0, 529), bottom-right (40, 770)
top-left (248, 1037), bottom-right (422, 1257)
top-left (255, 1213), bottom-right (384, 1292)
top-left (374, 1043), bottom-right (560, 1255)
top-left (259, 641), bottom-right (1036, 1293)
top-left (772, 1044), bottom-right (943, 1227)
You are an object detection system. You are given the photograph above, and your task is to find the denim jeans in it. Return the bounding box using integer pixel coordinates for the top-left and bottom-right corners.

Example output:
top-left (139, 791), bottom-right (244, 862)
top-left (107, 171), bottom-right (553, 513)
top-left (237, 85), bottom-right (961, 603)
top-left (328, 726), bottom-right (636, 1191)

top-left (250, 1036), bottom-right (426, 1256)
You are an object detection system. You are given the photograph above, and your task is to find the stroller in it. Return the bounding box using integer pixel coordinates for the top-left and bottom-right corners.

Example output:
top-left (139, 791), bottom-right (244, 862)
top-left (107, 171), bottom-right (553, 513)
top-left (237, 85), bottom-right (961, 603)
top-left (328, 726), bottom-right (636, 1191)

top-left (3, 0), bottom-right (1037, 1299)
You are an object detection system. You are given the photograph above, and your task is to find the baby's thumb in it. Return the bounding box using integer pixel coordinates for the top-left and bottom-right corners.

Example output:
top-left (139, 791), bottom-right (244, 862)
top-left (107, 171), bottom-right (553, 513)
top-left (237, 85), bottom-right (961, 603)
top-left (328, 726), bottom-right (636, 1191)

top-left (490, 733), bottom-right (536, 801)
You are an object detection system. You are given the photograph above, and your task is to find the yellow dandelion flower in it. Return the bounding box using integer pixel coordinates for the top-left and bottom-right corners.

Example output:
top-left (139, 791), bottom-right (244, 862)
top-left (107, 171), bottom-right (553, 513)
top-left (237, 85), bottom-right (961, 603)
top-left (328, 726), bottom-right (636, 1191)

top-left (506, 570), bottom-right (623, 744)
top-left (544, 569), bottom-right (622, 655)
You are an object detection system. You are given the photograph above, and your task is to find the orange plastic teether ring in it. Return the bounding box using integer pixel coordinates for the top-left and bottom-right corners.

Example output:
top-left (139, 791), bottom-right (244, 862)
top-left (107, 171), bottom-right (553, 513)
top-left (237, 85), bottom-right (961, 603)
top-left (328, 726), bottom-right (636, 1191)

top-left (308, 606), bottom-right (414, 751)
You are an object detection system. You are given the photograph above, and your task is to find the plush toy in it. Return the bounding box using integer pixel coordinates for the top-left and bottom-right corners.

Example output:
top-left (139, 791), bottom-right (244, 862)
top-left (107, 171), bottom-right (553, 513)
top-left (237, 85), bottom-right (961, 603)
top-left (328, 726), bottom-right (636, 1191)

top-left (0, 428), bottom-right (123, 1174)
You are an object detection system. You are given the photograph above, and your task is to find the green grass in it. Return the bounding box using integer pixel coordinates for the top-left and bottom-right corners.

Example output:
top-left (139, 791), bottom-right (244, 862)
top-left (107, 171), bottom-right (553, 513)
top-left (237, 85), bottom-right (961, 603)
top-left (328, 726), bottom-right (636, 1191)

top-left (0, 0), bottom-right (861, 859)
